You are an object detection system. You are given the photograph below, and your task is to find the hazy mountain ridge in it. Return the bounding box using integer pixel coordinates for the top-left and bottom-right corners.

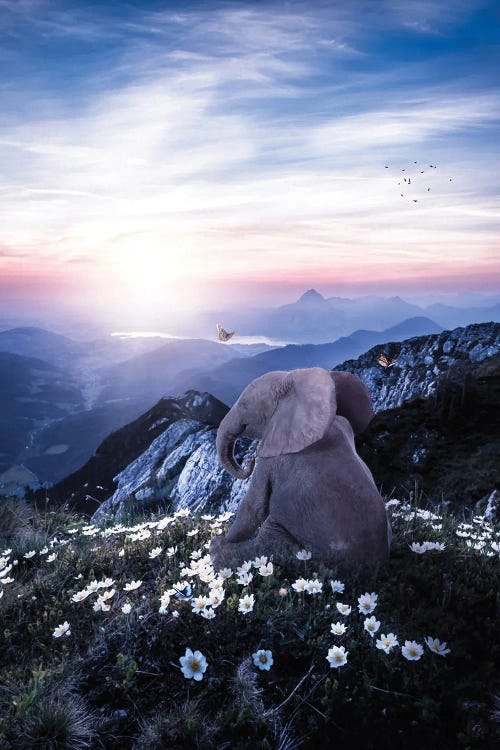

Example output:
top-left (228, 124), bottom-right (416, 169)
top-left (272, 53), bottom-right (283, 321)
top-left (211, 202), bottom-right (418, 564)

top-left (55, 321), bottom-right (498, 524)
top-left (178, 291), bottom-right (500, 344)
top-left (165, 316), bottom-right (443, 406)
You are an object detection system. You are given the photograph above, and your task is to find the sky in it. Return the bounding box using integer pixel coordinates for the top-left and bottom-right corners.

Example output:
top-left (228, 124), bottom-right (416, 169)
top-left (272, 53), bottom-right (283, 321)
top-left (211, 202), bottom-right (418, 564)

top-left (0, 0), bottom-right (499, 325)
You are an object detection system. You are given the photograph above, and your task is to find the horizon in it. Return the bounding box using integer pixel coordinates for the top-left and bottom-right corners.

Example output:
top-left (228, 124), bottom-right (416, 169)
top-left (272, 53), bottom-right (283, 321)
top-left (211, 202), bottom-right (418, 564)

top-left (0, 0), bottom-right (499, 324)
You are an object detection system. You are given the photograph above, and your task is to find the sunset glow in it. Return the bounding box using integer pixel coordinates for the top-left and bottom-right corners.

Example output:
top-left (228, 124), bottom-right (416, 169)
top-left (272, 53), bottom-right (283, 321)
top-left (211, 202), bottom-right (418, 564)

top-left (0, 0), bottom-right (499, 321)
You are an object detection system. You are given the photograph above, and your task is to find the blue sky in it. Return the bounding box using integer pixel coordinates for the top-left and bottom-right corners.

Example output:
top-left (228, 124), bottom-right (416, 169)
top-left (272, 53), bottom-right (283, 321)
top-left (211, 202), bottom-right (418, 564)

top-left (0, 0), bottom-right (499, 319)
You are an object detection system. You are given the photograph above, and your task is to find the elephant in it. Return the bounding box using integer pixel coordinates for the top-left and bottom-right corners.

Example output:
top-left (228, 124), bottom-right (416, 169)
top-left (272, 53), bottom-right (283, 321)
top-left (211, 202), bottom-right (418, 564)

top-left (210, 367), bottom-right (391, 570)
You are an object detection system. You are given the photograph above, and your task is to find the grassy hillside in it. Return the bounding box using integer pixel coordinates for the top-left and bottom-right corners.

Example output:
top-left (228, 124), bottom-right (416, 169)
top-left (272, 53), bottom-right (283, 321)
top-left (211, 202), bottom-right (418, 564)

top-left (0, 497), bottom-right (498, 749)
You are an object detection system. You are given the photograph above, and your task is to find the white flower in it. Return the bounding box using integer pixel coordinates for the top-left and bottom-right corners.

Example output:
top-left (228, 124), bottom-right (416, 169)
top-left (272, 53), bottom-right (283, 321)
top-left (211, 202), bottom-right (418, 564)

top-left (330, 621), bottom-right (347, 636)
top-left (200, 607), bottom-right (216, 620)
top-left (252, 649), bottom-right (273, 671)
top-left (238, 594), bottom-right (255, 614)
top-left (402, 640), bottom-right (424, 661)
top-left (237, 572), bottom-right (253, 586)
top-left (166, 546), bottom-right (177, 557)
top-left (364, 616), bottom-right (381, 637)
top-left (305, 579), bottom-right (323, 594)
top-left (71, 590), bottom-right (91, 603)
top-left (376, 633), bottom-right (399, 653)
top-left (123, 580), bottom-right (142, 591)
top-left (296, 549), bottom-right (312, 560)
top-left (409, 542), bottom-right (429, 554)
top-left (336, 602), bottom-right (351, 616)
top-left (0, 577), bottom-right (14, 584)
top-left (425, 637), bottom-right (451, 656)
top-left (326, 645), bottom-right (348, 669)
top-left (190, 549), bottom-right (203, 560)
top-left (259, 562), bottom-right (274, 577)
top-left (357, 592), bottom-right (378, 614)
top-left (118, 549), bottom-right (125, 557)
top-left (100, 578), bottom-right (115, 589)
top-left (46, 553), bottom-right (58, 562)
top-left (386, 499), bottom-right (400, 507)
top-left (24, 550), bottom-right (36, 559)
top-left (93, 596), bottom-right (111, 612)
top-left (149, 547), bottom-right (162, 559)
top-left (208, 589), bottom-right (225, 608)
top-left (218, 567), bottom-right (233, 580)
top-left (53, 621), bottom-right (71, 638)
top-left (121, 603), bottom-right (132, 614)
top-left (172, 610), bottom-right (180, 619)
top-left (100, 589), bottom-right (115, 601)
top-left (253, 555), bottom-right (268, 567)
top-left (175, 508), bottom-right (190, 518)
top-left (237, 561), bottom-right (253, 575)
top-left (191, 596), bottom-right (209, 614)
top-left (187, 529), bottom-right (199, 537)
top-left (39, 547), bottom-right (49, 555)
top-left (179, 648), bottom-right (208, 681)
top-left (330, 579), bottom-right (345, 594)
top-left (291, 577), bottom-right (308, 592)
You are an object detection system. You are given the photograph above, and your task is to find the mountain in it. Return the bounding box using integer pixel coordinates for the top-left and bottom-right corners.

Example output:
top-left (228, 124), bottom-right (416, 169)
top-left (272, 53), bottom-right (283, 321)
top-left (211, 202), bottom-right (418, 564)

top-left (424, 303), bottom-right (500, 330)
top-left (331, 321), bottom-right (499, 412)
top-left (36, 391), bottom-right (230, 515)
top-left (49, 321), bottom-right (496, 524)
top-left (356, 352), bottom-right (500, 503)
top-left (96, 338), bottom-right (246, 405)
top-left (165, 316), bottom-right (443, 406)
top-left (0, 352), bottom-right (84, 475)
top-left (0, 326), bottom-right (79, 367)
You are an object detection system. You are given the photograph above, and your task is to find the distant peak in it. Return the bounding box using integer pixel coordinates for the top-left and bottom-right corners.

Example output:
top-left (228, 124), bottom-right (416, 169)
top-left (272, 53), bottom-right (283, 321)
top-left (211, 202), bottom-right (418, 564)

top-left (297, 289), bottom-right (325, 304)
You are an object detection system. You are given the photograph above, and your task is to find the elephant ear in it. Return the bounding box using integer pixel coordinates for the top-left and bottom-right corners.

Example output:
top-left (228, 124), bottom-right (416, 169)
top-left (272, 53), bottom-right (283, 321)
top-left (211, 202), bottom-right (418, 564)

top-left (258, 367), bottom-right (337, 458)
top-left (330, 370), bottom-right (374, 435)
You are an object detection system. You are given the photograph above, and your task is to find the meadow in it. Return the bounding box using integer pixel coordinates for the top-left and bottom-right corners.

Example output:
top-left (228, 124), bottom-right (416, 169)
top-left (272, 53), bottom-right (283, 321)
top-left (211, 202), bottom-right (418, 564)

top-left (0, 496), bottom-right (498, 749)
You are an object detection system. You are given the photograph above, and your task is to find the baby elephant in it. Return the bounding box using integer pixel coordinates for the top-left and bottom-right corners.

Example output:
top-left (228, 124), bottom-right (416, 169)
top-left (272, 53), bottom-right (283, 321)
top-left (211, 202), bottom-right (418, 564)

top-left (210, 367), bottom-right (390, 570)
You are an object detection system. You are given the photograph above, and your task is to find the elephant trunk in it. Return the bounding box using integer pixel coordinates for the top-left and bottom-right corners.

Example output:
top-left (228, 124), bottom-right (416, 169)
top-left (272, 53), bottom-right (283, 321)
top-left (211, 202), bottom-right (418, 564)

top-left (216, 413), bottom-right (255, 480)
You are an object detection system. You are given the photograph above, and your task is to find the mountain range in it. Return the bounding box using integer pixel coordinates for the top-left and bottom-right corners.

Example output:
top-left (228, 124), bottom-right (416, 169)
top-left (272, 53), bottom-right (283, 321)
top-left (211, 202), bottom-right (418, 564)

top-left (28, 320), bottom-right (499, 520)
top-left (1, 291), bottom-right (498, 485)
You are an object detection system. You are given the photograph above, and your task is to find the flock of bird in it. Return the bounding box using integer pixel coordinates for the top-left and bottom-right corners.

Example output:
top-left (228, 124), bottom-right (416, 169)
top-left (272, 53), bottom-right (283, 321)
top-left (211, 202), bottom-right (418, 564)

top-left (384, 161), bottom-right (453, 203)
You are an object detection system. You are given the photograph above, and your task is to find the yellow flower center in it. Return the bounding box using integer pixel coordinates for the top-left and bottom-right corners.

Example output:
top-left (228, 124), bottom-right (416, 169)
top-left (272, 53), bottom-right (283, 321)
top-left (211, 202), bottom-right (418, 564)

top-left (190, 660), bottom-right (199, 670)
top-left (259, 654), bottom-right (267, 663)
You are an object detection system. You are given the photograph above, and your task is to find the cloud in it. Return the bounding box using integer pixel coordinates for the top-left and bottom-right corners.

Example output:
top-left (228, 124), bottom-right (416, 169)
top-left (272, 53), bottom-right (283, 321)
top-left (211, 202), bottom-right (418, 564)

top-left (0, 1), bottom-right (498, 310)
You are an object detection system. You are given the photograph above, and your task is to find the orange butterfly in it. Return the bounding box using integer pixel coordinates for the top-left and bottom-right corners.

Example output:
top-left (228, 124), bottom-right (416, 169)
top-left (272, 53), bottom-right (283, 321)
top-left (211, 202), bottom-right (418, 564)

top-left (377, 353), bottom-right (399, 368)
top-left (217, 324), bottom-right (236, 342)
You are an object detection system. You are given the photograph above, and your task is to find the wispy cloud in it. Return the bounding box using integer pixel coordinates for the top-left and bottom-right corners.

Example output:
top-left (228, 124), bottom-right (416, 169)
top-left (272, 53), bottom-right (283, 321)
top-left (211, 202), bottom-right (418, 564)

top-left (0, 1), bottom-right (498, 313)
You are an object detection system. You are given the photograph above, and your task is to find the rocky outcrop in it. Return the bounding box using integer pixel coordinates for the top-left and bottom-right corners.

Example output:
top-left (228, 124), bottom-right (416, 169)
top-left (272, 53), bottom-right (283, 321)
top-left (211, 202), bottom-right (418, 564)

top-left (35, 391), bottom-right (229, 516)
top-left (86, 323), bottom-right (498, 523)
top-left (332, 321), bottom-right (499, 412)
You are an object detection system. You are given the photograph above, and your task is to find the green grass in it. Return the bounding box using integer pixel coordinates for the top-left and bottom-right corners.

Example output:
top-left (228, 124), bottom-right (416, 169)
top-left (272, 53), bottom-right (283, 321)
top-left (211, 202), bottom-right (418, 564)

top-left (0, 497), bottom-right (498, 750)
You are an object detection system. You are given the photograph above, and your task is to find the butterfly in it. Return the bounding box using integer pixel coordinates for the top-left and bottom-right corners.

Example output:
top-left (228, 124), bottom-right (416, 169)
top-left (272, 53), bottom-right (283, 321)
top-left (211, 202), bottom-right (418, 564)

top-left (377, 353), bottom-right (399, 368)
top-left (217, 324), bottom-right (236, 342)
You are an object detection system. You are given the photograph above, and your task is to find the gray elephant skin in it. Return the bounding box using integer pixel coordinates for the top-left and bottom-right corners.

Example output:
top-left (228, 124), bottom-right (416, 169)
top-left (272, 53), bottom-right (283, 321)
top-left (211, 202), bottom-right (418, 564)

top-left (210, 367), bottom-right (391, 569)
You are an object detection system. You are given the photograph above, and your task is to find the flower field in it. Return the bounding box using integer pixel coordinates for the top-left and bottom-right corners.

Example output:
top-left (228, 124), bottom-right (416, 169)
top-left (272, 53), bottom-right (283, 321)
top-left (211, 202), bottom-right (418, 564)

top-left (0, 497), bottom-right (498, 749)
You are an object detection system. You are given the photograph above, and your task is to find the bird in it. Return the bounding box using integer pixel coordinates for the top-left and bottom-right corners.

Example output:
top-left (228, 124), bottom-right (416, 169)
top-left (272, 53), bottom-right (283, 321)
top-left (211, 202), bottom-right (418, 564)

top-left (385, 165), bottom-right (389, 168)
top-left (217, 324), bottom-right (236, 342)
top-left (449, 178), bottom-right (453, 181)
top-left (401, 193), bottom-right (404, 197)
top-left (427, 187), bottom-right (430, 191)
top-left (402, 169), bottom-right (405, 171)
top-left (414, 161), bottom-right (417, 164)
top-left (408, 178), bottom-right (411, 184)
top-left (378, 353), bottom-right (399, 368)
top-left (420, 170), bottom-right (424, 173)
top-left (413, 199), bottom-right (418, 202)
top-left (403, 178), bottom-right (407, 183)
